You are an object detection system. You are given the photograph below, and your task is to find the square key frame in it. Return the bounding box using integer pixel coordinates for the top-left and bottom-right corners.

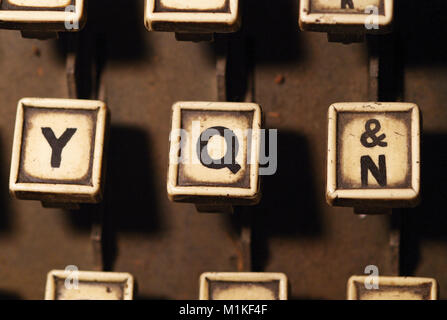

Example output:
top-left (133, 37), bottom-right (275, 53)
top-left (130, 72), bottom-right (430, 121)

top-left (299, 0), bottom-right (393, 41)
top-left (0, 0), bottom-right (85, 35)
top-left (326, 102), bottom-right (420, 211)
top-left (167, 101), bottom-right (262, 211)
top-left (144, 0), bottom-right (241, 40)
top-left (199, 272), bottom-right (288, 300)
top-left (9, 98), bottom-right (108, 206)
top-left (45, 270), bottom-right (134, 300)
top-left (347, 276), bottom-right (437, 300)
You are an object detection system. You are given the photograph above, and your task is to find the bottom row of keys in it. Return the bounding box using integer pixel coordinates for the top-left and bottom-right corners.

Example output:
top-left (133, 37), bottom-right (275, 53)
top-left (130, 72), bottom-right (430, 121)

top-left (43, 270), bottom-right (437, 300)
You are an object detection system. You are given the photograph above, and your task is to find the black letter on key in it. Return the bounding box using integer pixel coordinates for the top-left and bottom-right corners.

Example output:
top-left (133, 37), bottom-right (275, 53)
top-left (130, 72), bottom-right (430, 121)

top-left (197, 126), bottom-right (241, 174)
top-left (361, 155), bottom-right (387, 187)
top-left (341, 0), bottom-right (354, 9)
top-left (41, 128), bottom-right (77, 168)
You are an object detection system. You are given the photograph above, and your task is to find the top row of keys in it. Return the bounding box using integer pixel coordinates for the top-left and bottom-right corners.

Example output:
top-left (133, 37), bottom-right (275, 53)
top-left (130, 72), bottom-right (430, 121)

top-left (0, 0), bottom-right (393, 41)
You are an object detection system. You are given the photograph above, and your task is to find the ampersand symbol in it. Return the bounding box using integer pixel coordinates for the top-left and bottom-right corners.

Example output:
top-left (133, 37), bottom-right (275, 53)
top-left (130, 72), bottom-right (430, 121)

top-left (360, 119), bottom-right (388, 148)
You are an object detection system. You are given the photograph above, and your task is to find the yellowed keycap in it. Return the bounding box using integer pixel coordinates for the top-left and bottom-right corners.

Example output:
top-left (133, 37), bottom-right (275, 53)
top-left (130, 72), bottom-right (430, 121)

top-left (347, 276), bottom-right (437, 300)
top-left (0, 0), bottom-right (85, 33)
top-left (200, 272), bottom-right (288, 300)
top-left (167, 101), bottom-right (262, 209)
top-left (145, 0), bottom-right (240, 34)
top-left (8, 0), bottom-right (71, 7)
top-left (9, 98), bottom-right (108, 205)
top-left (45, 270), bottom-right (134, 300)
top-left (299, 0), bottom-right (393, 35)
top-left (326, 102), bottom-right (420, 210)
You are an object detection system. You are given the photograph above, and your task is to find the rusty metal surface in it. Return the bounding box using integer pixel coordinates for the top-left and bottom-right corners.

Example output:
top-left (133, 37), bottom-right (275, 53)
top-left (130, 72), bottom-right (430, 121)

top-left (0, 0), bottom-right (445, 300)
